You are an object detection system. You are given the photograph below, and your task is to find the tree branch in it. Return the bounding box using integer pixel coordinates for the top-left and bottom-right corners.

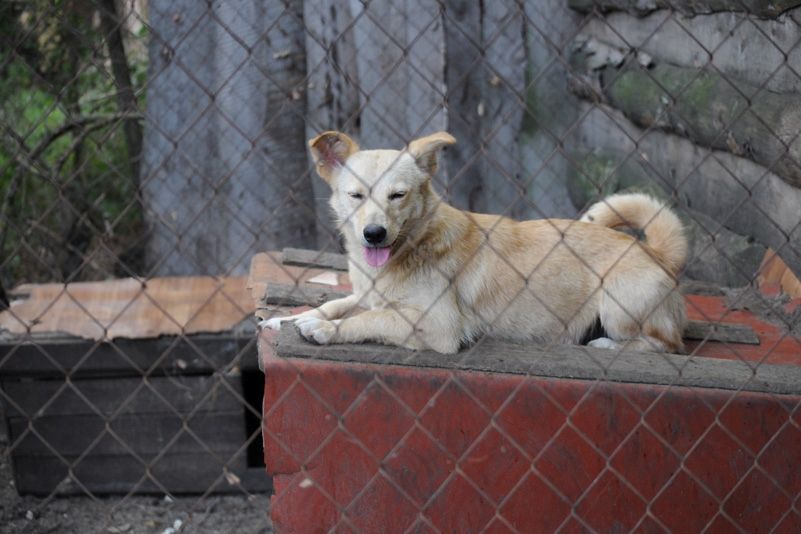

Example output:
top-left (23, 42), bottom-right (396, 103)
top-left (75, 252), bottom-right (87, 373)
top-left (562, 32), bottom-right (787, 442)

top-left (98, 0), bottom-right (143, 186)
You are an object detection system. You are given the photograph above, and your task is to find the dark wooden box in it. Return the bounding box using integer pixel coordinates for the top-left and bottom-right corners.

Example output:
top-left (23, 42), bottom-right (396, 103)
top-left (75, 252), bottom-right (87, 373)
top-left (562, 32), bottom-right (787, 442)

top-left (0, 331), bottom-right (269, 496)
top-left (0, 276), bottom-right (270, 496)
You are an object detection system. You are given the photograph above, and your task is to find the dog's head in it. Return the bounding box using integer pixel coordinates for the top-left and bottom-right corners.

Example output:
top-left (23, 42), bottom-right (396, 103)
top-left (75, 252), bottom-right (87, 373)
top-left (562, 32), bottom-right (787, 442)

top-left (308, 130), bottom-right (455, 268)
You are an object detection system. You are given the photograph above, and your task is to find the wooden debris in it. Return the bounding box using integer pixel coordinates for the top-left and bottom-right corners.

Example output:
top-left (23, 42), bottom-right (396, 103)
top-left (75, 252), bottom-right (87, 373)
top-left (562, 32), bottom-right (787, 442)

top-left (281, 247), bottom-right (348, 271)
top-left (684, 320), bottom-right (760, 345)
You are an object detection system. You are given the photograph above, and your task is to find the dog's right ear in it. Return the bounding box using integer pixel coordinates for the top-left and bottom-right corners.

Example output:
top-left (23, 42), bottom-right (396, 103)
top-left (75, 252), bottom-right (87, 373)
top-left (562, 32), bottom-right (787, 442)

top-left (308, 131), bottom-right (360, 183)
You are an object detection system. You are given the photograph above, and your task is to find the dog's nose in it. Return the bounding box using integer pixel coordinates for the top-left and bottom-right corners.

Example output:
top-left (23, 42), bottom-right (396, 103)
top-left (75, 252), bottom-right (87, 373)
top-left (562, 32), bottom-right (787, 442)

top-left (363, 224), bottom-right (387, 245)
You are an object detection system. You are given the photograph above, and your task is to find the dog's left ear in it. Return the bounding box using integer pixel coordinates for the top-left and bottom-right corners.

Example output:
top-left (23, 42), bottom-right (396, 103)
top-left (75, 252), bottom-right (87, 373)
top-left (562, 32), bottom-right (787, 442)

top-left (407, 131), bottom-right (456, 175)
top-left (308, 131), bottom-right (360, 183)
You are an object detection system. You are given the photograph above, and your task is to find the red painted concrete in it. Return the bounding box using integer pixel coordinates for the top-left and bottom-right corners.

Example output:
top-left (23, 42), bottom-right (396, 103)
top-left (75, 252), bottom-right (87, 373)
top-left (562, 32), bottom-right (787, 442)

top-left (261, 334), bottom-right (801, 533)
top-left (261, 289), bottom-right (801, 532)
top-left (685, 295), bottom-right (801, 366)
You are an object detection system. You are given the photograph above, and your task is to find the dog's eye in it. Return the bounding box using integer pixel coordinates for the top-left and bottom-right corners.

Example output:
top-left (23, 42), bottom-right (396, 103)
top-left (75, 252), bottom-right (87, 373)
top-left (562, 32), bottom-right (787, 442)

top-left (348, 192), bottom-right (364, 200)
top-left (389, 191), bottom-right (407, 200)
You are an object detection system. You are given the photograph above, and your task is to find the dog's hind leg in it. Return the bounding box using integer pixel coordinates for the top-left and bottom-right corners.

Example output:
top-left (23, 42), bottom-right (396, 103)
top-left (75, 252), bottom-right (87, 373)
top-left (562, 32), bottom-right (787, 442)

top-left (595, 273), bottom-right (684, 353)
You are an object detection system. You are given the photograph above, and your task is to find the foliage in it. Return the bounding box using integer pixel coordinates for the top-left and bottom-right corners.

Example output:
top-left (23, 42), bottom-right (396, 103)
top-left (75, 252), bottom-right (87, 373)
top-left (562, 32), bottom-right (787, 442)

top-left (0, 0), bottom-right (148, 288)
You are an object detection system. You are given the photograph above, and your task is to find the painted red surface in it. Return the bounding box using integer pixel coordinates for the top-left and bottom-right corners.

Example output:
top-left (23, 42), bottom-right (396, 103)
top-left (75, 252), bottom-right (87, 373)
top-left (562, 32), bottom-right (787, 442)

top-left (261, 292), bottom-right (801, 532)
top-left (685, 294), bottom-right (801, 366)
top-left (261, 335), bottom-right (801, 532)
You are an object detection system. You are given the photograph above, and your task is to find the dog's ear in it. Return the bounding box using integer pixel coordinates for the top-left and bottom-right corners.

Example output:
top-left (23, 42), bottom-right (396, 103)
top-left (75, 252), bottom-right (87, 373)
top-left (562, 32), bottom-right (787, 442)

top-left (308, 131), bottom-right (360, 183)
top-left (407, 131), bottom-right (456, 175)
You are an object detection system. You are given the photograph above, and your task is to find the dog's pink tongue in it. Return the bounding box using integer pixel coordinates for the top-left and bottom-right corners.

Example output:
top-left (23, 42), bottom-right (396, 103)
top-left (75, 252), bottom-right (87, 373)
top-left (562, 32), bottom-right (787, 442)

top-left (364, 246), bottom-right (391, 267)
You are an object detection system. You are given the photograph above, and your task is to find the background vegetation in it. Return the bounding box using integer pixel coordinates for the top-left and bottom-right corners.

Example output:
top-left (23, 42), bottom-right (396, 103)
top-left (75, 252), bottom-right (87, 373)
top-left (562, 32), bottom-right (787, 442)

top-left (0, 0), bottom-right (147, 294)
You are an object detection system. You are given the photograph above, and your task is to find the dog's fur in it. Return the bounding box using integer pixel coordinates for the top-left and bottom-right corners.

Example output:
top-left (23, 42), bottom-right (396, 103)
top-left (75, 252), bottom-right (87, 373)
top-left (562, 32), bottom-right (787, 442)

top-left (262, 131), bottom-right (688, 354)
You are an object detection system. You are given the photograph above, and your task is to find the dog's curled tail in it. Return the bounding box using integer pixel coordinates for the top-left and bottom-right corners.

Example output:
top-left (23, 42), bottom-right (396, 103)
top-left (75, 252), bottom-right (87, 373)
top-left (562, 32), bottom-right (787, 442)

top-left (581, 193), bottom-right (687, 274)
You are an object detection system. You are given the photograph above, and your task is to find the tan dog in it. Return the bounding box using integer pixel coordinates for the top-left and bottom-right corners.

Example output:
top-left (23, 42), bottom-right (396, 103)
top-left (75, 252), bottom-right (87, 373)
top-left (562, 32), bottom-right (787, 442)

top-left (262, 131), bottom-right (688, 354)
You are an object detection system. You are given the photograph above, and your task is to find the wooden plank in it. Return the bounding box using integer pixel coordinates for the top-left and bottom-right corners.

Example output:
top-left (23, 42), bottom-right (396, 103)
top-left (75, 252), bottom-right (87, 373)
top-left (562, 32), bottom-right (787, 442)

top-left (477, 0), bottom-right (528, 219)
top-left (0, 333), bottom-right (258, 377)
top-left (568, 0), bottom-right (801, 18)
top-left (247, 252), bottom-right (350, 309)
top-left (2, 375), bottom-right (245, 418)
top-left (570, 37), bottom-right (801, 189)
top-left (263, 283), bottom-right (348, 308)
top-left (442, 0), bottom-right (485, 211)
top-left (0, 276), bottom-right (254, 340)
top-left (579, 8), bottom-right (801, 94)
top-left (350, 0), bottom-right (447, 148)
top-left (275, 324), bottom-right (801, 396)
top-left (683, 320), bottom-right (760, 345)
top-left (12, 451), bottom-right (270, 495)
top-left (8, 411), bottom-right (248, 456)
top-left (281, 248), bottom-right (348, 272)
top-left (142, 1), bottom-right (318, 276)
top-left (302, 0), bottom-right (361, 245)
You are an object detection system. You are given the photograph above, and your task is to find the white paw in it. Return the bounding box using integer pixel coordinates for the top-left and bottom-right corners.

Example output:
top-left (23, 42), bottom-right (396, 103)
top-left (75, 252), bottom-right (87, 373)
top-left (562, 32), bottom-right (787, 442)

top-left (295, 316), bottom-right (338, 345)
top-left (259, 317), bottom-right (288, 331)
top-left (588, 337), bottom-right (621, 350)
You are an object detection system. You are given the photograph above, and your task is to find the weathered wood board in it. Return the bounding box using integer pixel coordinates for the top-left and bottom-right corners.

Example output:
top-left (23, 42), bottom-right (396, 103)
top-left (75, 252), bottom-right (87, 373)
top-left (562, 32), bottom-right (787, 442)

top-left (684, 320), bottom-right (760, 345)
top-left (8, 412), bottom-right (247, 456)
top-left (0, 276), bottom-right (254, 341)
top-left (11, 452), bottom-right (270, 496)
top-left (1, 371), bottom-right (267, 495)
top-left (263, 283), bottom-right (348, 308)
top-left (578, 10), bottom-right (801, 94)
top-left (2, 375), bottom-right (243, 418)
top-left (281, 247), bottom-right (348, 271)
top-left (570, 38), bottom-right (801, 189)
top-left (0, 273), bottom-right (269, 495)
top-left (275, 324), bottom-right (798, 395)
top-left (568, 0), bottom-right (801, 18)
top-left (0, 333), bottom-right (257, 377)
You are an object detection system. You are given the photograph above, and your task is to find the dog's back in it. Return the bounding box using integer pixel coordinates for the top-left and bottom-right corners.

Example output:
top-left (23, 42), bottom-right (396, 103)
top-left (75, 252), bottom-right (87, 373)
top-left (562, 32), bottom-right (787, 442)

top-left (446, 194), bottom-right (687, 352)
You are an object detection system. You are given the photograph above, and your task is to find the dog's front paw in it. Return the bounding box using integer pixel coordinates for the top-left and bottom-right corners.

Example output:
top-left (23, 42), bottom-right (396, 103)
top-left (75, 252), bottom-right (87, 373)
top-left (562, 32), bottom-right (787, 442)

top-left (259, 317), bottom-right (286, 331)
top-left (295, 316), bottom-right (338, 345)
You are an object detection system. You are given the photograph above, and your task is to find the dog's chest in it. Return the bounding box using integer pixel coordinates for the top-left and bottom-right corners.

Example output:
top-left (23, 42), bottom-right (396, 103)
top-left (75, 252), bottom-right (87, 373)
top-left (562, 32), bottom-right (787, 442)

top-left (351, 265), bottom-right (451, 311)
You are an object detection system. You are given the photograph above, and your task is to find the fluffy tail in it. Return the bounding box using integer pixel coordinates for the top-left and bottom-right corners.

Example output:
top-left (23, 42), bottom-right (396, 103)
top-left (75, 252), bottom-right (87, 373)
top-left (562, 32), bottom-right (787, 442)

top-left (581, 193), bottom-right (687, 275)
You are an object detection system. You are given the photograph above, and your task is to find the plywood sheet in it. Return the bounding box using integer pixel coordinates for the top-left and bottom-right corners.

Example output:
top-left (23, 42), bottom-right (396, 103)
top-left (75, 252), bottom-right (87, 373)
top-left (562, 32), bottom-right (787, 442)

top-left (1, 276), bottom-right (252, 341)
top-left (0, 252), bottom-right (351, 341)
top-left (757, 248), bottom-right (801, 298)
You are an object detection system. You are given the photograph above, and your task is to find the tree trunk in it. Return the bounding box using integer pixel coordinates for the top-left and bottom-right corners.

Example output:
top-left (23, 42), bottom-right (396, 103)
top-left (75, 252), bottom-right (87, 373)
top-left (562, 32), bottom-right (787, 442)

top-left (98, 0), bottom-right (143, 185)
top-left (142, 0), bottom-right (316, 275)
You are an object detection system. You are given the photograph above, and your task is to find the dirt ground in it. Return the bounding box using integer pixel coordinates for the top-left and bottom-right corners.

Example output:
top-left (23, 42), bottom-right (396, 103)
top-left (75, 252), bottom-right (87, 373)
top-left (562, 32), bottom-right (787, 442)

top-left (0, 444), bottom-right (273, 534)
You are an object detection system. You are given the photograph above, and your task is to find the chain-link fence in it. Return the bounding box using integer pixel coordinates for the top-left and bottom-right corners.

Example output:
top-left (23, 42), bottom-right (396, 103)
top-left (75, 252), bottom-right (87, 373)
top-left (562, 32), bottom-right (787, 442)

top-left (2, 0), bottom-right (801, 532)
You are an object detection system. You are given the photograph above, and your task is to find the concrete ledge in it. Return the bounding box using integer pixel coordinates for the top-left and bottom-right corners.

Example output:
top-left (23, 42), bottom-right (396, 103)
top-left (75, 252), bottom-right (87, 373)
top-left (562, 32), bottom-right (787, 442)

top-left (276, 325), bottom-right (801, 396)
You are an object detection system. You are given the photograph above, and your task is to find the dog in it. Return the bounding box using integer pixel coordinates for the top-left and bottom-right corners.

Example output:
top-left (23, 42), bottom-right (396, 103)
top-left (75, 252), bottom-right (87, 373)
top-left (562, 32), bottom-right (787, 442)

top-left (262, 131), bottom-right (688, 354)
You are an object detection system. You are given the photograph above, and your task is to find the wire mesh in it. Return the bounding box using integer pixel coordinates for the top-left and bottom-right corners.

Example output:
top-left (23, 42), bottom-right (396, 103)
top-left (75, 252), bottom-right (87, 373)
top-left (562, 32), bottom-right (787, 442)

top-left (1, 0), bottom-right (801, 532)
